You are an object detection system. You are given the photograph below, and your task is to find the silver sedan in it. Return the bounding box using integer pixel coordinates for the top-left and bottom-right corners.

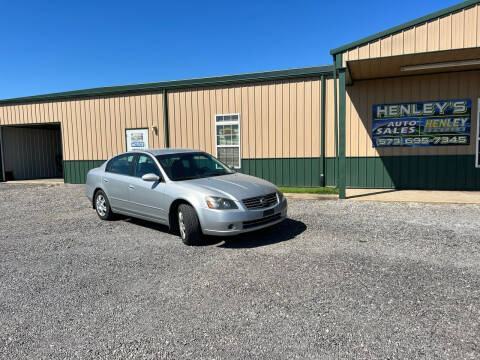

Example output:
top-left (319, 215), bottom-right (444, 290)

top-left (85, 149), bottom-right (287, 245)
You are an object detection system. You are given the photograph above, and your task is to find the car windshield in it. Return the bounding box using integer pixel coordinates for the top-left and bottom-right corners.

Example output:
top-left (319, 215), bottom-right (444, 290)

top-left (156, 152), bottom-right (234, 181)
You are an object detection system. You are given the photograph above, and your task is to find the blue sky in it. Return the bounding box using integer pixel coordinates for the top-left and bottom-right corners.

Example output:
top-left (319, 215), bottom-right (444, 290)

top-left (0, 0), bottom-right (460, 99)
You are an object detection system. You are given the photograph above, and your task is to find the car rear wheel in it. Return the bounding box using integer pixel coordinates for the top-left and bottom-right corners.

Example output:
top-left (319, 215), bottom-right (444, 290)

top-left (178, 204), bottom-right (202, 246)
top-left (94, 190), bottom-right (115, 220)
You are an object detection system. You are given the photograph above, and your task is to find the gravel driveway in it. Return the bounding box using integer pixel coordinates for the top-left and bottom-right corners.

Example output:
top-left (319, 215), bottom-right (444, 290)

top-left (0, 184), bottom-right (479, 359)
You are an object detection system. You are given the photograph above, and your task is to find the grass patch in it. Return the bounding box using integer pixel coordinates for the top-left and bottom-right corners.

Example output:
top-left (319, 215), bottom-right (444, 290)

top-left (279, 186), bottom-right (339, 195)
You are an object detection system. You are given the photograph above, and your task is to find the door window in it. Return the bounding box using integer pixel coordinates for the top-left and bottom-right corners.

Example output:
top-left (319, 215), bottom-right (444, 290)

top-left (106, 154), bottom-right (135, 175)
top-left (134, 154), bottom-right (161, 178)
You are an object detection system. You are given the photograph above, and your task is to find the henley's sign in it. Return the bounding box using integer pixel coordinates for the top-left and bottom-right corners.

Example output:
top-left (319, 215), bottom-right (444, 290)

top-left (372, 99), bottom-right (471, 147)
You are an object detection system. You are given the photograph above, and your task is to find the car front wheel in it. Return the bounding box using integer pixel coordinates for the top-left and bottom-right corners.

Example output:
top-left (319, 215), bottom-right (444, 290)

top-left (178, 204), bottom-right (202, 246)
top-left (94, 190), bottom-right (115, 220)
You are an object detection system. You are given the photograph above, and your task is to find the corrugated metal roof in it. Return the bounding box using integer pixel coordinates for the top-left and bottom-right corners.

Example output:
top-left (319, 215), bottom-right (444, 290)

top-left (0, 65), bottom-right (334, 105)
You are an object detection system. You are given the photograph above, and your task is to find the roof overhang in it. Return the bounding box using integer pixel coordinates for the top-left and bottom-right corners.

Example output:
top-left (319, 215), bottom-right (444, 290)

top-left (346, 47), bottom-right (480, 83)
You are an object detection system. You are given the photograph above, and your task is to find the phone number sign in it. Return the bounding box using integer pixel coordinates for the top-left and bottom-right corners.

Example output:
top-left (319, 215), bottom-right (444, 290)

top-left (372, 99), bottom-right (471, 147)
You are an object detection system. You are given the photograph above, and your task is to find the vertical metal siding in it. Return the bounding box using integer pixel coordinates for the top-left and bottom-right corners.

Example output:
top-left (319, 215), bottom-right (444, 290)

top-left (342, 4), bottom-right (480, 66)
top-left (166, 77), bottom-right (333, 160)
top-left (0, 78), bottom-right (336, 186)
top-left (0, 93), bottom-right (166, 161)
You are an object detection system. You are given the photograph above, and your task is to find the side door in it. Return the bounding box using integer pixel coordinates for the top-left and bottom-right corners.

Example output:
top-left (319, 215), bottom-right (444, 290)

top-left (127, 154), bottom-right (168, 222)
top-left (102, 153), bottom-right (136, 211)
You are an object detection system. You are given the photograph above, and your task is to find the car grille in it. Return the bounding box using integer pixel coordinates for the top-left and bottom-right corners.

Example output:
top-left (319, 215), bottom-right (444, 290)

top-left (243, 214), bottom-right (282, 229)
top-left (242, 193), bottom-right (278, 209)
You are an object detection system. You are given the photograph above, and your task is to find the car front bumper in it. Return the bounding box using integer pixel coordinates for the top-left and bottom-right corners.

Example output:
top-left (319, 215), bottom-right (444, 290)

top-left (198, 198), bottom-right (288, 236)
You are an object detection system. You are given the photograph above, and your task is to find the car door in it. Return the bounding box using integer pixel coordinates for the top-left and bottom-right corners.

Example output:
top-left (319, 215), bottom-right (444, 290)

top-left (102, 154), bottom-right (135, 212)
top-left (127, 154), bottom-right (168, 222)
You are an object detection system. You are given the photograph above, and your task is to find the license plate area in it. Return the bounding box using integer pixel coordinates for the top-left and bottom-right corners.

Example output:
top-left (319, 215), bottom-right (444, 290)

top-left (263, 209), bottom-right (274, 217)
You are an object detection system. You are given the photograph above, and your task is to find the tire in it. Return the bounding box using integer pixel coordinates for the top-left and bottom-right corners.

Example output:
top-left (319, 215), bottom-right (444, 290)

top-left (94, 190), bottom-right (115, 220)
top-left (178, 204), bottom-right (202, 246)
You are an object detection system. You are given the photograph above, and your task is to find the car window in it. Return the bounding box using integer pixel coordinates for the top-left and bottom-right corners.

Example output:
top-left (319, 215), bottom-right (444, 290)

top-left (106, 154), bottom-right (135, 175)
top-left (134, 154), bottom-right (161, 178)
top-left (156, 152), bottom-right (233, 181)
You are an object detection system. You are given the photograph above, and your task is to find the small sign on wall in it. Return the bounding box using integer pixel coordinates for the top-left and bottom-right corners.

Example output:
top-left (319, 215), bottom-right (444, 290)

top-left (126, 128), bottom-right (149, 151)
top-left (372, 99), bottom-right (471, 147)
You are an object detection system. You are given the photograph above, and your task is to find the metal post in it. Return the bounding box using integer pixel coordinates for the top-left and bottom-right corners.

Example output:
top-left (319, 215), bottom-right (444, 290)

top-left (320, 75), bottom-right (326, 187)
top-left (333, 59), bottom-right (338, 188)
top-left (338, 67), bottom-right (346, 199)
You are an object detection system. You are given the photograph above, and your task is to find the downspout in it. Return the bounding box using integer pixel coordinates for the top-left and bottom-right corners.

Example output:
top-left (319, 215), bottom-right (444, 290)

top-left (320, 74), bottom-right (326, 187)
top-left (163, 89), bottom-right (170, 148)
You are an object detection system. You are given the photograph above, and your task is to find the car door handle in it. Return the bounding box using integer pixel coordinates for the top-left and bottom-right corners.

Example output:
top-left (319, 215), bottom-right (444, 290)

top-left (103, 178), bottom-right (109, 183)
top-left (128, 185), bottom-right (135, 189)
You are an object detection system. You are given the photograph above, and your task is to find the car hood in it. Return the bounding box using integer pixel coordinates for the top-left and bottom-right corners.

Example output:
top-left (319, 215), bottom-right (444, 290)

top-left (178, 173), bottom-right (278, 200)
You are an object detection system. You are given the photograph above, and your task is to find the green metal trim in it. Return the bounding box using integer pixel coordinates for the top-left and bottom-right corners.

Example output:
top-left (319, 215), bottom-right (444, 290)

top-left (320, 74), bottom-right (326, 186)
top-left (62, 156), bottom-right (480, 189)
top-left (63, 160), bottom-right (105, 184)
top-left (240, 158), bottom-right (327, 187)
top-left (345, 155), bottom-right (480, 190)
top-left (0, 65), bottom-right (334, 105)
top-left (338, 67), bottom-right (346, 199)
top-left (163, 89), bottom-right (169, 148)
top-left (333, 54), bottom-right (341, 187)
top-left (330, 0), bottom-right (480, 55)
top-left (335, 54), bottom-right (343, 69)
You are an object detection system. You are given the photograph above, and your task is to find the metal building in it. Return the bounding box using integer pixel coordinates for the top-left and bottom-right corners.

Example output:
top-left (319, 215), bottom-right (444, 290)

top-left (1, 0), bottom-right (480, 199)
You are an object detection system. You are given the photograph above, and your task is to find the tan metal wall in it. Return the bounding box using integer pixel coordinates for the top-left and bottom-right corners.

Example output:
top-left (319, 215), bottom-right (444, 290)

top-left (0, 78), bottom-right (336, 164)
top-left (167, 77), bottom-right (337, 159)
top-left (0, 93), bottom-right (166, 161)
top-left (346, 70), bottom-right (480, 157)
top-left (341, 4), bottom-right (480, 67)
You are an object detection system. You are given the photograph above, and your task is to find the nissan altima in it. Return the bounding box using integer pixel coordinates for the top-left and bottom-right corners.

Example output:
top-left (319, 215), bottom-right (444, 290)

top-left (85, 149), bottom-right (287, 245)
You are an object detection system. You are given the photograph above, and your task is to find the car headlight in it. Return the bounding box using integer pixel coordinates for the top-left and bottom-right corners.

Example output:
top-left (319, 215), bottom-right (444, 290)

top-left (277, 190), bottom-right (284, 202)
top-left (205, 196), bottom-right (238, 210)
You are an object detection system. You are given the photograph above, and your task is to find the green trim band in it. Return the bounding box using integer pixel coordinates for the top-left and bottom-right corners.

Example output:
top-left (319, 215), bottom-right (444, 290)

top-left (330, 0), bottom-right (480, 55)
top-left (64, 155), bottom-right (480, 190)
top-left (345, 155), bottom-right (480, 190)
top-left (63, 160), bottom-right (105, 184)
top-left (0, 65), bottom-right (334, 105)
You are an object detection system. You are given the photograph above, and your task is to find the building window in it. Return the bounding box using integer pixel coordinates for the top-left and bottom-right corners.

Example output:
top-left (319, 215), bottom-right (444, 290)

top-left (215, 114), bottom-right (240, 168)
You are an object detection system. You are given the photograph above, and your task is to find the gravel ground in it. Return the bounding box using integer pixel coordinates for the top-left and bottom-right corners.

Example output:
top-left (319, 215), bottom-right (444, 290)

top-left (0, 184), bottom-right (479, 359)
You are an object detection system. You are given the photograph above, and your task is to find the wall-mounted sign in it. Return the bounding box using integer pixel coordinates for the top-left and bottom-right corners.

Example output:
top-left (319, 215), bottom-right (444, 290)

top-left (372, 99), bottom-right (471, 147)
top-left (126, 128), bottom-right (149, 151)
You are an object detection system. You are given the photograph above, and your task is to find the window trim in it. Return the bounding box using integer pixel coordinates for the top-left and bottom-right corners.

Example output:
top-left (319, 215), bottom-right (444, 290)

top-left (476, 98), bottom-right (480, 168)
top-left (215, 113), bottom-right (241, 169)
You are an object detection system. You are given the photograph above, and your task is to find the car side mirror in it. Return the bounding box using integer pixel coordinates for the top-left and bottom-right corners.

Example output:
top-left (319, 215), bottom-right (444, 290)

top-left (142, 173), bottom-right (160, 182)
top-left (228, 165), bottom-right (236, 172)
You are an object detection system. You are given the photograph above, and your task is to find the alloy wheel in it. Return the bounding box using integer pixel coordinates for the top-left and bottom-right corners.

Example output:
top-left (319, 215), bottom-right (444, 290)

top-left (96, 195), bottom-right (107, 217)
top-left (178, 211), bottom-right (186, 239)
